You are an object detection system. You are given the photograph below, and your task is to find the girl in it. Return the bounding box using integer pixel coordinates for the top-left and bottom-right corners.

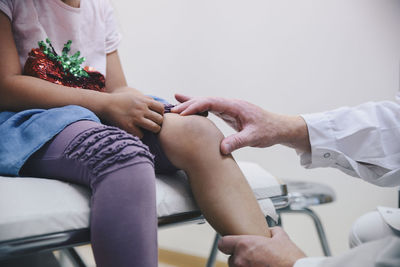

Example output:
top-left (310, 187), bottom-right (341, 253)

top-left (0, 0), bottom-right (271, 266)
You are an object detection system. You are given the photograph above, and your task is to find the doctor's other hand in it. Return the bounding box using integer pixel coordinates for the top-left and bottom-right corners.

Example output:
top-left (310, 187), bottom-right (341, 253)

top-left (218, 227), bottom-right (306, 267)
top-left (172, 94), bottom-right (311, 155)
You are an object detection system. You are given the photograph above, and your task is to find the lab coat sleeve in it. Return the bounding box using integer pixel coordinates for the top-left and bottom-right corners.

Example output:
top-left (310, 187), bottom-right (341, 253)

top-left (299, 97), bottom-right (400, 187)
top-left (293, 257), bottom-right (327, 267)
top-left (293, 236), bottom-right (400, 267)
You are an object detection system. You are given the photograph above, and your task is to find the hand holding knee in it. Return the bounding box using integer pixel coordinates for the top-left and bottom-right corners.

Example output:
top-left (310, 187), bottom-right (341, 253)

top-left (218, 227), bottom-right (306, 267)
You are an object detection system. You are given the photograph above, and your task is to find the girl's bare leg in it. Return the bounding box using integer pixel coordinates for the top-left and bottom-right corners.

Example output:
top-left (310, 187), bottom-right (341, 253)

top-left (159, 113), bottom-right (271, 237)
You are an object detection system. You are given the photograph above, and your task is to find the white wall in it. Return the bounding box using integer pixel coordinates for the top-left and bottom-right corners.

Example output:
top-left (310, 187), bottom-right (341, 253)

top-left (111, 0), bottom-right (400, 260)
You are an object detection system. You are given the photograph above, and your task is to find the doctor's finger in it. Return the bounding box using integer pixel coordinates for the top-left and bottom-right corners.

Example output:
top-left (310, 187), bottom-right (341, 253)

top-left (179, 101), bottom-right (212, 116)
top-left (221, 129), bottom-right (253, 154)
top-left (172, 98), bottom-right (211, 115)
top-left (218, 236), bottom-right (241, 255)
top-left (270, 226), bottom-right (289, 238)
top-left (171, 100), bottom-right (194, 114)
top-left (174, 93), bottom-right (193, 103)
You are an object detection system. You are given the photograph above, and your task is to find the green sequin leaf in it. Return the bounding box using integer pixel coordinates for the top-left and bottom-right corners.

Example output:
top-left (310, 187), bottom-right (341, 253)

top-left (38, 38), bottom-right (89, 78)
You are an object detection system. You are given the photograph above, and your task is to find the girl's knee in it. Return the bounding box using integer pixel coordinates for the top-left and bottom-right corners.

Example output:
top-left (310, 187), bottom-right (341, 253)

top-left (160, 114), bottom-right (223, 152)
top-left (158, 113), bottom-right (224, 167)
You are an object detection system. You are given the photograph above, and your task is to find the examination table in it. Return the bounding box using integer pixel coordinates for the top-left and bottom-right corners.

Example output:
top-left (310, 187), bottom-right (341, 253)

top-left (0, 161), bottom-right (288, 266)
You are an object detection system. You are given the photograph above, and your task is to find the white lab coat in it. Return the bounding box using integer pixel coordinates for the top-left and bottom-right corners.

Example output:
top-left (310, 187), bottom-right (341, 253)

top-left (294, 93), bottom-right (400, 267)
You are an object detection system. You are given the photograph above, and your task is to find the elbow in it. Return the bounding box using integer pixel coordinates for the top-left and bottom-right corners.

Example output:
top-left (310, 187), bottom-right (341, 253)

top-left (0, 74), bottom-right (20, 111)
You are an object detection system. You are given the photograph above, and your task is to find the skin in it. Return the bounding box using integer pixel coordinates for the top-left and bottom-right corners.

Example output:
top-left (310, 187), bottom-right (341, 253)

top-left (218, 227), bottom-right (306, 267)
top-left (62, 0), bottom-right (80, 8)
top-left (172, 94), bottom-right (311, 155)
top-left (172, 94), bottom-right (312, 266)
top-left (159, 113), bottom-right (270, 236)
top-left (0, 13), bottom-right (164, 139)
top-left (0, 5), bottom-right (271, 243)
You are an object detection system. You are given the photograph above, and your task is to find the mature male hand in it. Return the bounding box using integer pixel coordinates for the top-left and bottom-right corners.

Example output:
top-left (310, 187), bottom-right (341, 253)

top-left (218, 227), bottom-right (306, 267)
top-left (172, 94), bottom-right (310, 154)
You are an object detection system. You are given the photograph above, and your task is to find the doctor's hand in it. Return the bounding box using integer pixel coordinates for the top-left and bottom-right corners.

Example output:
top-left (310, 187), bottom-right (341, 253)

top-left (218, 227), bottom-right (306, 267)
top-left (172, 94), bottom-right (310, 154)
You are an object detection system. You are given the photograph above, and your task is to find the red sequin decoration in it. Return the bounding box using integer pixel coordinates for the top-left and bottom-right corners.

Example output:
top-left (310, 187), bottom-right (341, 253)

top-left (23, 48), bottom-right (106, 92)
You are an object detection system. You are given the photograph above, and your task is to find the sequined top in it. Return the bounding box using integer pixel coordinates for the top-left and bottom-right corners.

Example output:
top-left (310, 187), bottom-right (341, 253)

top-left (0, 0), bottom-right (120, 175)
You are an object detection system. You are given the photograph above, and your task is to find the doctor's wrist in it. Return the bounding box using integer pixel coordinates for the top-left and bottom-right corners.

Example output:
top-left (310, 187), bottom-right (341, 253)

top-left (279, 115), bottom-right (311, 153)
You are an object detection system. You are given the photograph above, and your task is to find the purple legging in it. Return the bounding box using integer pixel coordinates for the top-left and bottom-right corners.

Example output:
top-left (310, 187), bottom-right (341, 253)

top-left (21, 120), bottom-right (160, 267)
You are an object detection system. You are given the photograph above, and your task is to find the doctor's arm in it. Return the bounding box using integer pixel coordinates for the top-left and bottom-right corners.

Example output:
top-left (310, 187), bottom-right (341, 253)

top-left (174, 94), bottom-right (400, 267)
top-left (300, 99), bottom-right (400, 187)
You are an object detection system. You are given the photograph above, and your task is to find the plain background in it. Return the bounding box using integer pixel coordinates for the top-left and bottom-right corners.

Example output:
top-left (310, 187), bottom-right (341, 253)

top-left (110, 0), bottom-right (400, 261)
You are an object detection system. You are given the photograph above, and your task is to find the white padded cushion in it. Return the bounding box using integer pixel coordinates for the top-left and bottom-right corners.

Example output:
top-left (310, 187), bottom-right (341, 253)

top-left (0, 161), bottom-right (280, 242)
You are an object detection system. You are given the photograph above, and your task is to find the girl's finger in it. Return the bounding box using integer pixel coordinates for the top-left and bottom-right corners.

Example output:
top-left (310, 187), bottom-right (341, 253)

top-left (148, 99), bottom-right (165, 115)
top-left (145, 110), bottom-right (164, 125)
top-left (138, 118), bottom-right (162, 133)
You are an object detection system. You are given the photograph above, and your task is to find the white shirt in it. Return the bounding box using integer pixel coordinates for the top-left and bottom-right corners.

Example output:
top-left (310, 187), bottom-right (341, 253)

top-left (300, 93), bottom-right (400, 187)
top-left (293, 94), bottom-right (400, 267)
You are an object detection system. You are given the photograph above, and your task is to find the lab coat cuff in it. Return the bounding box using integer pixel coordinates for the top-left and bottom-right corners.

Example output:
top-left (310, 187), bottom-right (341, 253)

top-left (293, 257), bottom-right (327, 267)
top-left (299, 112), bottom-right (339, 169)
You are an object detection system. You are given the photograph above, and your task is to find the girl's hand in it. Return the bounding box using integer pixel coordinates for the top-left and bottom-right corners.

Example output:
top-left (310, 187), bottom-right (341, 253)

top-left (102, 89), bottom-right (164, 138)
